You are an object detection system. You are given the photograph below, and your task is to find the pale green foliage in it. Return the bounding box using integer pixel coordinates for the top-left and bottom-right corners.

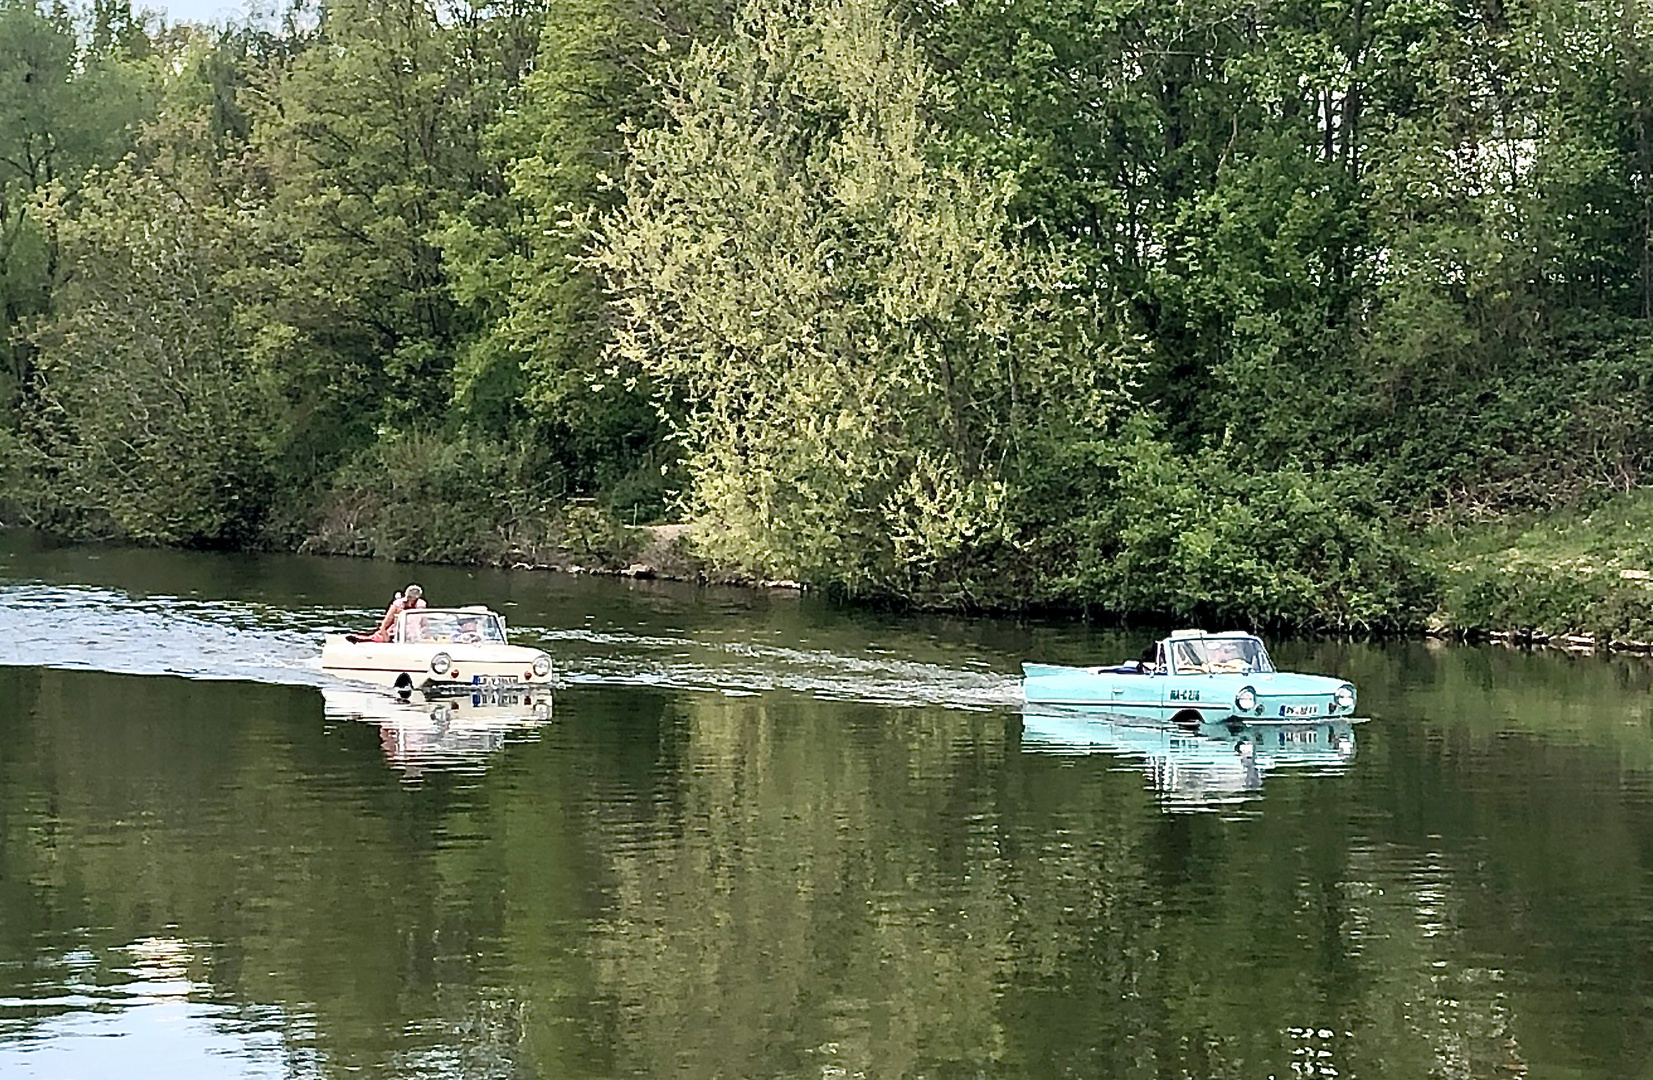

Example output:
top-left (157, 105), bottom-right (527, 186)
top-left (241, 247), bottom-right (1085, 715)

top-left (28, 121), bottom-right (274, 545)
top-left (596, 0), bottom-right (1135, 597)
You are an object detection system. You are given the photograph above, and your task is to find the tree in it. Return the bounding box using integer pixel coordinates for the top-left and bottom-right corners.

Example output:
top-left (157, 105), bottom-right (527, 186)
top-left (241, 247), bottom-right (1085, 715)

top-left (439, 0), bottom-right (730, 514)
top-left (27, 116), bottom-right (275, 545)
top-left (595, 0), bottom-right (1138, 599)
top-left (0, 0), bottom-right (154, 410)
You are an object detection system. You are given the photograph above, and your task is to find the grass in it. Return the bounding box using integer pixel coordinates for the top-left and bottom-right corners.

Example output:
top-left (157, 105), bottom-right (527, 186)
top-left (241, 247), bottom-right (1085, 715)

top-left (1415, 490), bottom-right (1653, 642)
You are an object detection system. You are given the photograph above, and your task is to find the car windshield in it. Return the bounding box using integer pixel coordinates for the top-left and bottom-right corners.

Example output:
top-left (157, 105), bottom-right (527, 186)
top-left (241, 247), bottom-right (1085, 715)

top-left (1168, 635), bottom-right (1272, 674)
top-left (400, 612), bottom-right (507, 645)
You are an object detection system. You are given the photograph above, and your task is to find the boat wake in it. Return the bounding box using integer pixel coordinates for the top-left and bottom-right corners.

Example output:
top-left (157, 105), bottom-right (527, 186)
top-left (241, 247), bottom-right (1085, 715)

top-left (542, 628), bottom-right (1020, 710)
top-left (0, 583), bottom-right (1022, 711)
top-left (0, 584), bottom-right (352, 686)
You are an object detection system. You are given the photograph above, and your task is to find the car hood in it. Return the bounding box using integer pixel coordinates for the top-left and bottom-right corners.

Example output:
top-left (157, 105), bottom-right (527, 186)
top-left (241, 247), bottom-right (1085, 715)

top-left (1239, 671), bottom-right (1348, 695)
top-left (323, 637), bottom-right (546, 663)
top-left (430, 643), bottom-right (546, 662)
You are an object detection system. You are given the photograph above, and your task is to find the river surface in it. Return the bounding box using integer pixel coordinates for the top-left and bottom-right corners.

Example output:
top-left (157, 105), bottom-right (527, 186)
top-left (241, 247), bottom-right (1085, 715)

top-left (3, 531), bottom-right (1653, 1078)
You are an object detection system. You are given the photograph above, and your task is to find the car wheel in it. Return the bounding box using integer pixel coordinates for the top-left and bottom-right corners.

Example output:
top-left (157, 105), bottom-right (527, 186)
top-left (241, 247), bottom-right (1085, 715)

top-left (1172, 710), bottom-right (1203, 733)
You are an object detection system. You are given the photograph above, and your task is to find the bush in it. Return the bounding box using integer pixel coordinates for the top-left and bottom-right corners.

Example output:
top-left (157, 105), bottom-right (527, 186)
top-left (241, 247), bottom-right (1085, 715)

top-left (1426, 491), bottom-right (1653, 640)
top-left (303, 431), bottom-right (644, 567)
top-left (1033, 443), bottom-right (1439, 632)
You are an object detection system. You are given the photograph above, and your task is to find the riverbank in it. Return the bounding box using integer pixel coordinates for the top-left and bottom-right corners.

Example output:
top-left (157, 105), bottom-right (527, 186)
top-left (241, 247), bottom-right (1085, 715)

top-left (587, 490), bottom-right (1653, 649)
top-left (1415, 490), bottom-right (1653, 651)
top-left (296, 508), bottom-right (811, 592)
top-left (495, 521), bottom-right (806, 592)
top-left (18, 487), bottom-right (1653, 646)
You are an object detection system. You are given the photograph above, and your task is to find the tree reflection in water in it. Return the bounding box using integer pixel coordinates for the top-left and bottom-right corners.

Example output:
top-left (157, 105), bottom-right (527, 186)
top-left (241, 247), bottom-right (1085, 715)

top-left (4, 646), bottom-right (1653, 1078)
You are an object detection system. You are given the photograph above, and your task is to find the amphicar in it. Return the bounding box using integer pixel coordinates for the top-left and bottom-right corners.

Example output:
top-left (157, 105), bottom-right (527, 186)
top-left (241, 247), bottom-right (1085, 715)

top-left (1022, 629), bottom-right (1357, 728)
top-left (320, 606), bottom-right (553, 696)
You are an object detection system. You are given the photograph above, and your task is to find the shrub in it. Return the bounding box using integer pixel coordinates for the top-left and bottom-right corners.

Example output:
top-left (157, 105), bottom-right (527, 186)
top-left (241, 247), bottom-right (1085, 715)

top-left (1038, 445), bottom-right (1439, 632)
top-left (304, 430), bottom-right (644, 567)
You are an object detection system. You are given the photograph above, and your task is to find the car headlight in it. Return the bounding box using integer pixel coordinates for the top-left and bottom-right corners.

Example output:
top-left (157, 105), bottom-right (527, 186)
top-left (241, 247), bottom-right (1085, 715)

top-left (1335, 685), bottom-right (1355, 710)
top-left (1235, 686), bottom-right (1257, 712)
top-left (532, 654), bottom-right (552, 678)
top-left (430, 651), bottom-right (452, 675)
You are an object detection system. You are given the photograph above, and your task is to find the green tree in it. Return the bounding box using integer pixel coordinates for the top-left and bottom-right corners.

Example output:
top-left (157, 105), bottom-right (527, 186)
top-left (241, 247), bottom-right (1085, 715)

top-left (440, 0), bottom-right (730, 516)
top-left (239, 0), bottom-right (544, 510)
top-left (0, 0), bottom-right (154, 409)
top-left (596, 0), bottom-right (1138, 600)
top-left (27, 115), bottom-right (274, 545)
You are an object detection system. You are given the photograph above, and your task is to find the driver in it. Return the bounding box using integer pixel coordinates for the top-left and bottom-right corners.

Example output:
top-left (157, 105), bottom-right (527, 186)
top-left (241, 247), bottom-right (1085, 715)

top-left (1208, 638), bottom-right (1249, 672)
top-left (456, 617), bottom-right (482, 643)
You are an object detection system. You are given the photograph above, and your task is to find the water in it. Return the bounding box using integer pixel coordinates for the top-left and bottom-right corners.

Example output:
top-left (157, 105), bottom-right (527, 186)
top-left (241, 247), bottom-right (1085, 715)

top-left (2, 531), bottom-right (1653, 1077)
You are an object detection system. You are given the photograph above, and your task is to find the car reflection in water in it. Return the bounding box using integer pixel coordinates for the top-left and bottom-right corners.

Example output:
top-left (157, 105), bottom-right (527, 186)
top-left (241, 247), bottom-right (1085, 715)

top-left (1019, 704), bottom-right (1358, 811)
top-left (322, 686), bottom-right (553, 779)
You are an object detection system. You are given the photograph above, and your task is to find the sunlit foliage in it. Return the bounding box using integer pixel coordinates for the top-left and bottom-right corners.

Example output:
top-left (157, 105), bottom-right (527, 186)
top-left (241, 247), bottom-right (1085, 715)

top-left (593, 0), bottom-right (1137, 599)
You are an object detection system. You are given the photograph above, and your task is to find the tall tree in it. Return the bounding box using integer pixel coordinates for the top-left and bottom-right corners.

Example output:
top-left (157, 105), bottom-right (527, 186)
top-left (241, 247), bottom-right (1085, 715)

top-left (440, 0), bottom-right (729, 510)
top-left (0, 0), bottom-right (153, 409)
top-left (596, 0), bottom-right (1138, 599)
top-left (238, 0), bottom-right (545, 505)
top-left (27, 112), bottom-right (274, 545)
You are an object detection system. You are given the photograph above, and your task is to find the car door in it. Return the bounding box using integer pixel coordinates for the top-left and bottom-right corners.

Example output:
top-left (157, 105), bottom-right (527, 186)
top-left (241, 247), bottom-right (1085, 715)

top-left (356, 613), bottom-right (415, 675)
top-left (1160, 639), bottom-right (1205, 720)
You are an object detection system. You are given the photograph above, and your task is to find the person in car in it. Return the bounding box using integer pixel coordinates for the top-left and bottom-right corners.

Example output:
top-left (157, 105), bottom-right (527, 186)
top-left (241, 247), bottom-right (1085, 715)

top-left (1207, 638), bottom-right (1251, 672)
top-left (366, 584), bottom-right (426, 642)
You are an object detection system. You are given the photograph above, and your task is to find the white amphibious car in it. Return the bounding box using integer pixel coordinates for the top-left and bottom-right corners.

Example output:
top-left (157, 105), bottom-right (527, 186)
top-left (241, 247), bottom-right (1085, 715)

top-left (321, 606), bottom-right (553, 696)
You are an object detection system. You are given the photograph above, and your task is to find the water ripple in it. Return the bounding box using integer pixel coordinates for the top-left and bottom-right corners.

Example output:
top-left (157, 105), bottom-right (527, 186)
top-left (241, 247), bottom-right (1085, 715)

top-left (0, 583), bottom-right (1023, 710)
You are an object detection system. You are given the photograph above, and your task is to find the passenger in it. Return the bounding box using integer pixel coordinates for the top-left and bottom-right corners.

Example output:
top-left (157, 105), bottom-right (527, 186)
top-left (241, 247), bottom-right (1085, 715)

top-left (419, 616), bottom-right (456, 643)
top-left (366, 584), bottom-right (426, 643)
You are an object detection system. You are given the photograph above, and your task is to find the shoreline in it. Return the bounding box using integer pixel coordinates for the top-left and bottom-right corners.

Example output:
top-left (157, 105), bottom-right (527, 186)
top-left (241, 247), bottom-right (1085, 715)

top-left (16, 518), bottom-right (1653, 653)
top-left (1427, 626), bottom-right (1653, 655)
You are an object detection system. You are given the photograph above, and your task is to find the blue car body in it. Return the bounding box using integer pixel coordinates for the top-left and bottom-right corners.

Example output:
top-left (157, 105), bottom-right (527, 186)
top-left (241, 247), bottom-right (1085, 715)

top-left (1021, 629), bottom-right (1358, 727)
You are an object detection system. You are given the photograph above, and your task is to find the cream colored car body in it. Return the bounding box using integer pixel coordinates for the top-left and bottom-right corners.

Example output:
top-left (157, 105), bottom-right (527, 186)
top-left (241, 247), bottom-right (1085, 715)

top-left (321, 606), bottom-right (553, 695)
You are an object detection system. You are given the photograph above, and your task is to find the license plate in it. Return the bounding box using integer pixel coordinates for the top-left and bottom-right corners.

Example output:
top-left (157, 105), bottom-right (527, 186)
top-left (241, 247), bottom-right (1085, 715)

top-left (472, 675), bottom-right (519, 686)
top-left (472, 689), bottom-right (527, 706)
top-left (1279, 704), bottom-right (1320, 717)
top-left (1281, 729), bottom-right (1318, 743)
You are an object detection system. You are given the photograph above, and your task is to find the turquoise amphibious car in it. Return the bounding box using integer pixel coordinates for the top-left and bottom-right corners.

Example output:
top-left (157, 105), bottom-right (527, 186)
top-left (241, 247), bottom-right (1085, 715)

top-left (1021, 629), bottom-right (1357, 728)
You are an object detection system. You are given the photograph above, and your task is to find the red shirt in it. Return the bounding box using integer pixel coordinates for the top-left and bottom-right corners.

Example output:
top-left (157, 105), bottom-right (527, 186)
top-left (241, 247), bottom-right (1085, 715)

top-left (367, 594), bottom-right (426, 642)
